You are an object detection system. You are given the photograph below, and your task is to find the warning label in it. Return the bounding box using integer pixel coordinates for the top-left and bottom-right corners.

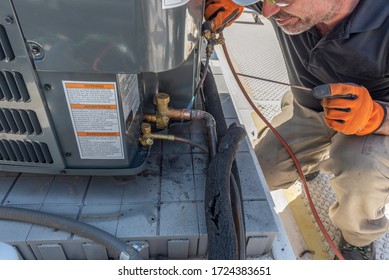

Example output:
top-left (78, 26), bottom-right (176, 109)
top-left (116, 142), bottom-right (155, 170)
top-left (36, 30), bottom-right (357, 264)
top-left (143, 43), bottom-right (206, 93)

top-left (63, 81), bottom-right (124, 159)
top-left (117, 74), bottom-right (140, 123)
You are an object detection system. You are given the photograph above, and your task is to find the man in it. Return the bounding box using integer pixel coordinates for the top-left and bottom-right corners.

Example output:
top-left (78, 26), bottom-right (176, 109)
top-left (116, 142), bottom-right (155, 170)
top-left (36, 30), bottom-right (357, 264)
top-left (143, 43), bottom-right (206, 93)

top-left (204, 0), bottom-right (389, 260)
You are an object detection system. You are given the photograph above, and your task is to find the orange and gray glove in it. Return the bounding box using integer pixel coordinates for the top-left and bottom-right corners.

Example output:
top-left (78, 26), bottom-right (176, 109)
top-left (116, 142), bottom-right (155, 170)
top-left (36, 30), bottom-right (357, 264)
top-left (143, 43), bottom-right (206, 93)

top-left (204, 0), bottom-right (244, 33)
top-left (312, 83), bottom-right (387, 135)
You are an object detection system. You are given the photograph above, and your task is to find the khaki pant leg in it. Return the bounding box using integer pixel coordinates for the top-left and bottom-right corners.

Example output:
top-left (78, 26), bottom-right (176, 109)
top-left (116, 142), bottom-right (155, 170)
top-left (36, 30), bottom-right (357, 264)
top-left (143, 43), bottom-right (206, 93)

top-left (320, 134), bottom-right (389, 246)
top-left (254, 91), bottom-right (335, 190)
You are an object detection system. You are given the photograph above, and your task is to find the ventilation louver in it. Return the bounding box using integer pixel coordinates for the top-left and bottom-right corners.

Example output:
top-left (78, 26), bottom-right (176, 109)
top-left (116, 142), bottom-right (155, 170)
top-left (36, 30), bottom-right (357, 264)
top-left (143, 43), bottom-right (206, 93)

top-left (0, 109), bottom-right (42, 135)
top-left (0, 71), bottom-right (31, 102)
top-left (0, 25), bottom-right (15, 62)
top-left (0, 140), bottom-right (53, 164)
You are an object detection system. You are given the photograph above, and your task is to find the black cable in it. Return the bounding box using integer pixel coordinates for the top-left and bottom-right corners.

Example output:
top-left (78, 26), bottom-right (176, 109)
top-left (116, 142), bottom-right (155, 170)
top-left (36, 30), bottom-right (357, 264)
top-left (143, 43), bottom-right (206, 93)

top-left (205, 124), bottom-right (247, 260)
top-left (194, 55), bottom-right (211, 98)
top-left (202, 63), bottom-right (247, 260)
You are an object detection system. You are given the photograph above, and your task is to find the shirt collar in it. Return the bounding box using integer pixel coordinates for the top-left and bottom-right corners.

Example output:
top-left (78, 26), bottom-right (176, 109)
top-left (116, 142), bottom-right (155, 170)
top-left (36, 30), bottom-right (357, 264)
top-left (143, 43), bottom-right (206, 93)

top-left (307, 0), bottom-right (388, 40)
top-left (348, 0), bottom-right (389, 33)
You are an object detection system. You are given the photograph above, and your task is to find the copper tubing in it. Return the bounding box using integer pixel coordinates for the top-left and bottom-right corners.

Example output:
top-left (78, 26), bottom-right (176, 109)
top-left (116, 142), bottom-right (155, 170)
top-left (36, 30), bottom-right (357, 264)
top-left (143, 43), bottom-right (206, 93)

top-left (146, 133), bottom-right (209, 153)
top-left (189, 110), bottom-right (217, 157)
top-left (143, 114), bottom-right (156, 123)
top-left (165, 109), bottom-right (192, 120)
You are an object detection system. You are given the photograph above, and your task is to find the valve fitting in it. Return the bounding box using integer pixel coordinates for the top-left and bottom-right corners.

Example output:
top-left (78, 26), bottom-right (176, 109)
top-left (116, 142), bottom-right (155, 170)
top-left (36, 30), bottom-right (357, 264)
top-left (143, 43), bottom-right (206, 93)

top-left (153, 93), bottom-right (171, 129)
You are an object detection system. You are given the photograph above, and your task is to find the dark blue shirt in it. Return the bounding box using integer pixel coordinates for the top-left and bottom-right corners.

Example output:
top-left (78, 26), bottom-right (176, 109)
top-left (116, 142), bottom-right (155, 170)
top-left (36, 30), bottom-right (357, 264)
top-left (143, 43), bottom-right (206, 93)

top-left (249, 0), bottom-right (389, 111)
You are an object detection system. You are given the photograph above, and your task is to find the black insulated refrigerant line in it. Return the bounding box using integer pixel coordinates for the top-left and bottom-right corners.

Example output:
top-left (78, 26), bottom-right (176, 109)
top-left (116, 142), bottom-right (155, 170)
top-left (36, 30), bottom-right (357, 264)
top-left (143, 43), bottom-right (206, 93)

top-left (0, 206), bottom-right (142, 260)
top-left (202, 66), bottom-right (247, 260)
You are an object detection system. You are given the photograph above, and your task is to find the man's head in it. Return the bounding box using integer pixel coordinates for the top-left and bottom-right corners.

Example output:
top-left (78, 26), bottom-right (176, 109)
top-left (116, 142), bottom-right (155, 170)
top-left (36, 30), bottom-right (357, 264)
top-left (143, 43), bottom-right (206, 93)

top-left (233, 0), bottom-right (356, 35)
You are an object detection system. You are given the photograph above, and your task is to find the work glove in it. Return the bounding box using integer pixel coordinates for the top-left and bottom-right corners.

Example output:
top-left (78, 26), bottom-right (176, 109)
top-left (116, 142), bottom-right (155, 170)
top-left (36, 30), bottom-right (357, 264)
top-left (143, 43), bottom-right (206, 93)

top-left (312, 83), bottom-right (387, 136)
top-left (204, 0), bottom-right (244, 33)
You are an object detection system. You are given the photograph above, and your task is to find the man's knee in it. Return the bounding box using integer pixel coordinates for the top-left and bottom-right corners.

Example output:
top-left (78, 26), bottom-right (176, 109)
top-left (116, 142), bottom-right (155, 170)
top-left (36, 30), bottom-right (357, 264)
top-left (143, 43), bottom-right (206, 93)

top-left (254, 132), bottom-right (299, 190)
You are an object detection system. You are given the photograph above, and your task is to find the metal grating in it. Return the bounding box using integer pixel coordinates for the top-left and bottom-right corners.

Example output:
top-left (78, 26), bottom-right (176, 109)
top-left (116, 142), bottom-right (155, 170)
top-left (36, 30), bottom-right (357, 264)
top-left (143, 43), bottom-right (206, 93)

top-left (0, 71), bottom-right (31, 102)
top-left (0, 139), bottom-right (53, 164)
top-left (0, 25), bottom-right (15, 62)
top-left (0, 108), bottom-right (42, 135)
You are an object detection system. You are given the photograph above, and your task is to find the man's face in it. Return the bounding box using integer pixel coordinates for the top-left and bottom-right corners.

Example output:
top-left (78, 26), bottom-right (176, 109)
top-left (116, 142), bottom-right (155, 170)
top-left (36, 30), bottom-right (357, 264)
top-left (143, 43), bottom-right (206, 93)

top-left (263, 0), bottom-right (342, 34)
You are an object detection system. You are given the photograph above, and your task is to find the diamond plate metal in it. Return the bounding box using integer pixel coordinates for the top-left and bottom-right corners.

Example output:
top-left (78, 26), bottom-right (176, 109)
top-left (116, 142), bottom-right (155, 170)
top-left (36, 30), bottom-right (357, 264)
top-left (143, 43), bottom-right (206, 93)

top-left (223, 13), bottom-right (289, 102)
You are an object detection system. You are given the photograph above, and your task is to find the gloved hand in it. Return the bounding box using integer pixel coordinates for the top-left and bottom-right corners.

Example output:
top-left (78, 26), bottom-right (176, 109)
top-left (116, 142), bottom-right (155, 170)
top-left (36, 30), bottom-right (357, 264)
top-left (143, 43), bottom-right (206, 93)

top-left (204, 0), bottom-right (244, 33)
top-left (312, 83), bottom-right (387, 135)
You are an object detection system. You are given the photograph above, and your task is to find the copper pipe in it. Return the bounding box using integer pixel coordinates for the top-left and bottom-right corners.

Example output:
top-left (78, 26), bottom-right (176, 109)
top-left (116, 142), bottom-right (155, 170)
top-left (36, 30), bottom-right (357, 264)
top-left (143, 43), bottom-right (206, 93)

top-left (166, 109), bottom-right (192, 120)
top-left (143, 114), bottom-right (156, 123)
top-left (148, 133), bottom-right (208, 153)
top-left (189, 110), bottom-right (217, 157)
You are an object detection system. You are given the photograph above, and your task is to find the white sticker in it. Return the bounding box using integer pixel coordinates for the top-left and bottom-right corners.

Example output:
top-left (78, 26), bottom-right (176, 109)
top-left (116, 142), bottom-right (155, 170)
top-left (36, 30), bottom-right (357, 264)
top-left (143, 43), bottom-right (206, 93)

top-left (117, 74), bottom-right (140, 123)
top-left (62, 81), bottom-right (124, 160)
top-left (162, 0), bottom-right (190, 9)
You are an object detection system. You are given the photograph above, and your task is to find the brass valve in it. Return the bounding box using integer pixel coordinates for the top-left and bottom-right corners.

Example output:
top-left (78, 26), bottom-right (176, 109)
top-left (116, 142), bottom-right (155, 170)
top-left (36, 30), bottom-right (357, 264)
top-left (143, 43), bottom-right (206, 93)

top-left (139, 123), bottom-right (154, 146)
top-left (202, 22), bottom-right (225, 59)
top-left (154, 93), bottom-right (170, 114)
top-left (139, 122), bottom-right (179, 147)
top-left (153, 93), bottom-right (171, 129)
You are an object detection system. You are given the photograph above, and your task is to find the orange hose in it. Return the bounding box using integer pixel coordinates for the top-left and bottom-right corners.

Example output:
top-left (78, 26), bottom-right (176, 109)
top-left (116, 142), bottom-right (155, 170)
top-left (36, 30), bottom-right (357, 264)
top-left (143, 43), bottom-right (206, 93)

top-left (220, 38), bottom-right (345, 260)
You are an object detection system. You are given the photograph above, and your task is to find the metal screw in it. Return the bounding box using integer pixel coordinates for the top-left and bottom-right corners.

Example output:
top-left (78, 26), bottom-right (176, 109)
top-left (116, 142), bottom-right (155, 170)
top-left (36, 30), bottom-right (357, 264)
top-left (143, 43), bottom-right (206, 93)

top-left (65, 152), bottom-right (72, 157)
top-left (31, 46), bottom-right (41, 56)
top-left (148, 215), bottom-right (156, 223)
top-left (28, 42), bottom-right (45, 60)
top-left (43, 84), bottom-right (52, 91)
top-left (4, 16), bottom-right (14, 24)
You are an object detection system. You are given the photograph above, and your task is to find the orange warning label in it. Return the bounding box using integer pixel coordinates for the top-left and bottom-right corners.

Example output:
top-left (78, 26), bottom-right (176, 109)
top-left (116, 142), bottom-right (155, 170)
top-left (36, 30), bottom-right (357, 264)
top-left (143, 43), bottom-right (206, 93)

top-left (65, 83), bottom-right (115, 89)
